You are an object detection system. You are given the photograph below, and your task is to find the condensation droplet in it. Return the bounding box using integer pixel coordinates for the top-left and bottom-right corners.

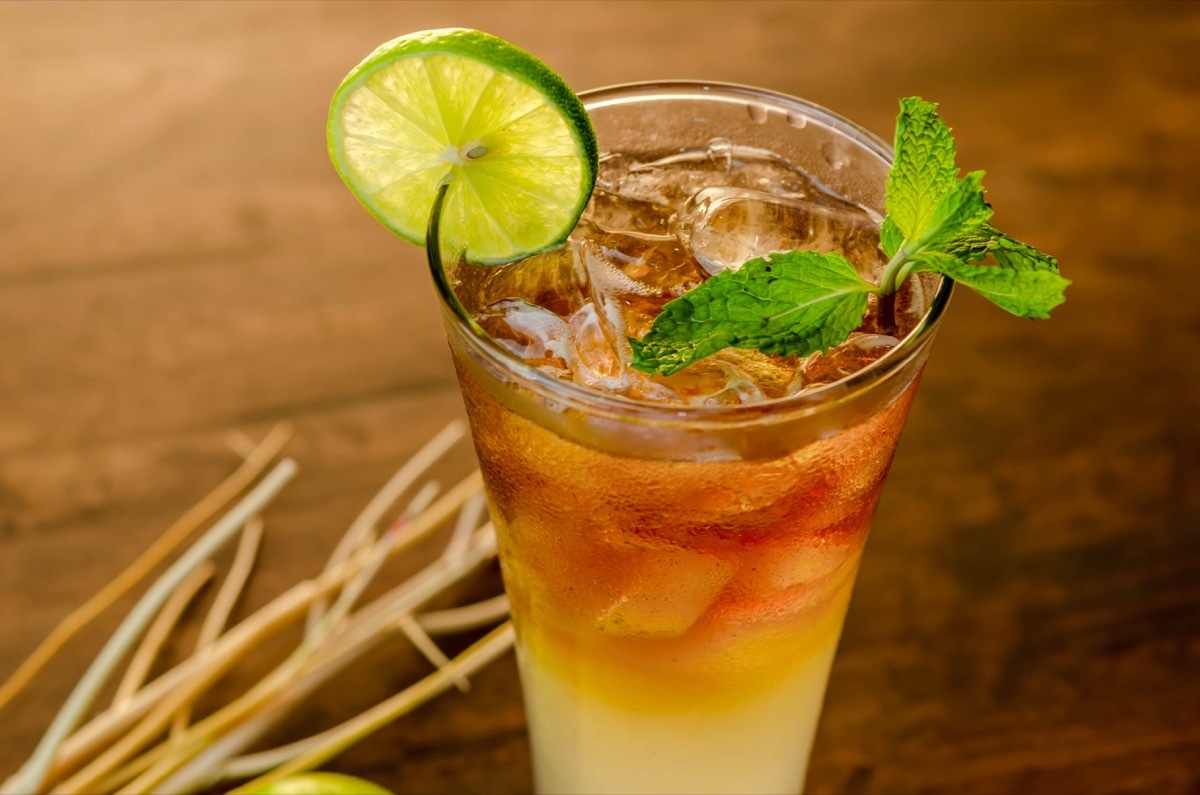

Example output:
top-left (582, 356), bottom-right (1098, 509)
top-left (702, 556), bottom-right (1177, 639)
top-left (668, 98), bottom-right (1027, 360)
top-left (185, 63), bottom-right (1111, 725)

top-left (786, 110), bottom-right (808, 130)
top-left (820, 141), bottom-right (849, 170)
top-left (746, 103), bottom-right (769, 124)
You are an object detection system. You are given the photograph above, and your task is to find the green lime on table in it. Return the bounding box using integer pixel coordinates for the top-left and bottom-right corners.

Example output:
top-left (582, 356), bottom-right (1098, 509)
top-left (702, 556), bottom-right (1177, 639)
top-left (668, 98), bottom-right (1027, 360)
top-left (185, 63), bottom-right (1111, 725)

top-left (328, 28), bottom-right (598, 265)
top-left (248, 772), bottom-right (394, 795)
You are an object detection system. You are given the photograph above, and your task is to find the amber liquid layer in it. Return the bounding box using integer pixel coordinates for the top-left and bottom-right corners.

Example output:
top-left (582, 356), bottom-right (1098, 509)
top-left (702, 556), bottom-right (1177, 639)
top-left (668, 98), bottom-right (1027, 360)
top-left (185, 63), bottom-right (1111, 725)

top-left (452, 344), bottom-right (918, 792)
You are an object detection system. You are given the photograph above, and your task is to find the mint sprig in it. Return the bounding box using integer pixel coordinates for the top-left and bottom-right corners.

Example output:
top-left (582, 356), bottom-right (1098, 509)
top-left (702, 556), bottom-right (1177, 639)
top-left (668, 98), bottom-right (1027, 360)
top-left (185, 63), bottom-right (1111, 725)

top-left (628, 251), bottom-right (874, 376)
top-left (630, 97), bottom-right (1071, 376)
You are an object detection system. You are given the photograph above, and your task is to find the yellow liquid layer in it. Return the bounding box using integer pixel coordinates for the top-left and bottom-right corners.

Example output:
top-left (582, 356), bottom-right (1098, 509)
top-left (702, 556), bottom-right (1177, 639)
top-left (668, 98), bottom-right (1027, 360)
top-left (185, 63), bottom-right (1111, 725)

top-left (520, 627), bottom-right (842, 795)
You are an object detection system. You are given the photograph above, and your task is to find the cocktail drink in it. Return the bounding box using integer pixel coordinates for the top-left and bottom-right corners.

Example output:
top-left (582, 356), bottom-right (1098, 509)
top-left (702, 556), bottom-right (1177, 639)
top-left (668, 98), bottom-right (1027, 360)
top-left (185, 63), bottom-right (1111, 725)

top-left (328, 29), bottom-right (1062, 795)
top-left (433, 84), bottom-right (950, 794)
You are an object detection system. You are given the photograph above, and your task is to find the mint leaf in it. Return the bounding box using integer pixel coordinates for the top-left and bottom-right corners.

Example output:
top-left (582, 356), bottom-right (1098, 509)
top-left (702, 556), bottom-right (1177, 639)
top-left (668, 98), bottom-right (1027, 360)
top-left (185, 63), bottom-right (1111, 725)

top-left (880, 215), bottom-right (903, 258)
top-left (919, 171), bottom-right (993, 248)
top-left (937, 224), bottom-right (1059, 273)
top-left (989, 230), bottom-right (1059, 272)
top-left (630, 251), bottom-right (874, 376)
top-left (940, 225), bottom-right (998, 263)
top-left (885, 97), bottom-right (958, 242)
top-left (908, 250), bottom-right (1070, 319)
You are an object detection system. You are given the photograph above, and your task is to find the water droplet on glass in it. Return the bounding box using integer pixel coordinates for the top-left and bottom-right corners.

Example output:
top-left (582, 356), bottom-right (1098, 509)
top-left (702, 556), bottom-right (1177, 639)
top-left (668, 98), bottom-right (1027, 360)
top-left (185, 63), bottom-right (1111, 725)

top-left (820, 141), bottom-right (848, 170)
top-left (746, 103), bottom-right (769, 125)
top-left (786, 110), bottom-right (808, 129)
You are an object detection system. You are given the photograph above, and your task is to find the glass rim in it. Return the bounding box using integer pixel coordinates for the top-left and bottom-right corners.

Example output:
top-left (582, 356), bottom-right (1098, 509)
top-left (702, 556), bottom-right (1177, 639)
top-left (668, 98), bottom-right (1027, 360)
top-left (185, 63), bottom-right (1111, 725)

top-left (431, 80), bottom-right (954, 429)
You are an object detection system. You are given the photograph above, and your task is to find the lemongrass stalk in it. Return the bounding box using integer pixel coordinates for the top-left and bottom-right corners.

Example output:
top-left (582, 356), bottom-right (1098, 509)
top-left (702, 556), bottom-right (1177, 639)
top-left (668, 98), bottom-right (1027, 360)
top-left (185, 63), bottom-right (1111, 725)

top-left (48, 577), bottom-right (319, 785)
top-left (419, 594), bottom-right (510, 636)
top-left (48, 470), bottom-right (481, 779)
top-left (393, 480), bottom-right (441, 530)
top-left (0, 424), bottom-right (292, 714)
top-left (48, 533), bottom-right (383, 789)
top-left (2, 459), bottom-right (299, 795)
top-left (172, 518), bottom-right (264, 736)
top-left (213, 592), bottom-right (509, 784)
top-left (110, 570), bottom-right (509, 792)
top-left (91, 477), bottom-right (490, 794)
top-left (307, 524), bottom-right (496, 673)
top-left (86, 747), bottom-right (157, 794)
top-left (396, 615), bottom-right (468, 693)
top-left (230, 622), bottom-right (516, 795)
top-left (58, 652), bottom-right (290, 794)
top-left (216, 726), bottom-right (343, 782)
top-left (296, 472), bottom-right (479, 662)
top-left (119, 673), bottom-right (298, 795)
top-left (224, 430), bottom-right (259, 459)
top-left (195, 518), bottom-right (264, 649)
top-left (336, 519), bottom-right (493, 641)
top-left (113, 563), bottom-right (215, 708)
top-left (307, 421), bottom-right (466, 636)
top-left (146, 524), bottom-right (500, 794)
top-left (445, 491), bottom-right (486, 563)
top-left (309, 479), bottom-right (440, 642)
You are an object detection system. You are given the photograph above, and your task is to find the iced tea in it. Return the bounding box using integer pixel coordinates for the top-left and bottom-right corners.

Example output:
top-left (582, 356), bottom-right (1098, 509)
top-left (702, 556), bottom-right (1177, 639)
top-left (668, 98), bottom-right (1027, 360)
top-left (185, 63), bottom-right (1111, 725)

top-left (436, 83), bottom-right (949, 794)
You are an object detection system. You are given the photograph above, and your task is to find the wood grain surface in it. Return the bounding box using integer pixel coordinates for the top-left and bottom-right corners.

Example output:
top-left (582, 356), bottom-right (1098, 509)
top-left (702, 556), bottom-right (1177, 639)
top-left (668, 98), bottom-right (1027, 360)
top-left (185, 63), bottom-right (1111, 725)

top-left (2, 2), bottom-right (1198, 793)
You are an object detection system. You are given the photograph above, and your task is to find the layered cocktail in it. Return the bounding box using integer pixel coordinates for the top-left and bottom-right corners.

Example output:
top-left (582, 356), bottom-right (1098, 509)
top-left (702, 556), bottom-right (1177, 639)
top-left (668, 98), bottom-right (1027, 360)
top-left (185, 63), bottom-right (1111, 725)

top-left (434, 84), bottom-right (949, 794)
top-left (327, 25), bottom-right (1062, 793)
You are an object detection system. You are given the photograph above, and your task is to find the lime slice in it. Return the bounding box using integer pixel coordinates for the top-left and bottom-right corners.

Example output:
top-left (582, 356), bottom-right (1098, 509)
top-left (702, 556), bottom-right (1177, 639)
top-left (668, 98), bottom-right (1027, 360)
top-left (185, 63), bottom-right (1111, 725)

top-left (328, 28), bottom-right (598, 265)
top-left (248, 772), bottom-right (393, 795)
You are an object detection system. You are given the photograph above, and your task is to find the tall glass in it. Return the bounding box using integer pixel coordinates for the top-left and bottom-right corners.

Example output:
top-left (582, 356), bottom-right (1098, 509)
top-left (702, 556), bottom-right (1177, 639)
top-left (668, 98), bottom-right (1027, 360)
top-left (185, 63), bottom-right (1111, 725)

top-left (434, 83), bottom-right (950, 795)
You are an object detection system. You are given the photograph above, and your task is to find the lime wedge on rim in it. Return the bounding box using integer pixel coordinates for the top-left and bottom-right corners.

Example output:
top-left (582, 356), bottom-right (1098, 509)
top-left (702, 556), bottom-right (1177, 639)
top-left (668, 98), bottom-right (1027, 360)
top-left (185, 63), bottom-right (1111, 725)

top-left (328, 28), bottom-right (598, 265)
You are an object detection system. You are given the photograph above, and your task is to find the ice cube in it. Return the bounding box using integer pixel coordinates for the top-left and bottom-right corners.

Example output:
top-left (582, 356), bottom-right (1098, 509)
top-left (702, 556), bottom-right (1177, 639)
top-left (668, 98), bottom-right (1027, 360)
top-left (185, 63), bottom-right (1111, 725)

top-left (798, 333), bottom-right (900, 389)
top-left (674, 186), bottom-right (884, 277)
top-left (730, 154), bottom-right (827, 200)
top-left (595, 542), bottom-right (736, 639)
top-left (589, 230), bottom-right (704, 297)
top-left (476, 299), bottom-right (573, 376)
top-left (652, 357), bottom-right (771, 407)
top-left (567, 302), bottom-right (629, 391)
top-left (754, 539), bottom-right (856, 591)
top-left (579, 231), bottom-right (706, 339)
top-left (624, 372), bottom-right (681, 403)
top-left (583, 186), bottom-right (674, 235)
top-left (709, 349), bottom-right (802, 400)
top-left (613, 150), bottom-right (726, 209)
top-left (699, 364), bottom-right (766, 406)
top-left (652, 359), bottom-right (735, 403)
top-left (453, 241), bottom-right (588, 318)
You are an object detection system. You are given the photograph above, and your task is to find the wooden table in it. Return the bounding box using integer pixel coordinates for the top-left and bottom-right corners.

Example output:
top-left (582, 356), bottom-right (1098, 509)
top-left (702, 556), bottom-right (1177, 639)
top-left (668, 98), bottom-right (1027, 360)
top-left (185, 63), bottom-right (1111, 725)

top-left (2, 2), bottom-right (1197, 793)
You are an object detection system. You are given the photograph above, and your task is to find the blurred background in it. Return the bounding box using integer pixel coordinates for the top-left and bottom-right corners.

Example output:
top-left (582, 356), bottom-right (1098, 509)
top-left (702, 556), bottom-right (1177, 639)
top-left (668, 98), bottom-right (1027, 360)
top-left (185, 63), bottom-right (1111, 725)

top-left (1, 2), bottom-right (1197, 793)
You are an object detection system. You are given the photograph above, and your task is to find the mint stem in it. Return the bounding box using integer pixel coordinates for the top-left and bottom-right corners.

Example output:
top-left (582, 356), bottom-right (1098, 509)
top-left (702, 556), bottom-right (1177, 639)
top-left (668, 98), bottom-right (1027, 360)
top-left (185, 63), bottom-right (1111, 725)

top-left (877, 248), bottom-right (910, 296)
top-left (878, 291), bottom-right (899, 337)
